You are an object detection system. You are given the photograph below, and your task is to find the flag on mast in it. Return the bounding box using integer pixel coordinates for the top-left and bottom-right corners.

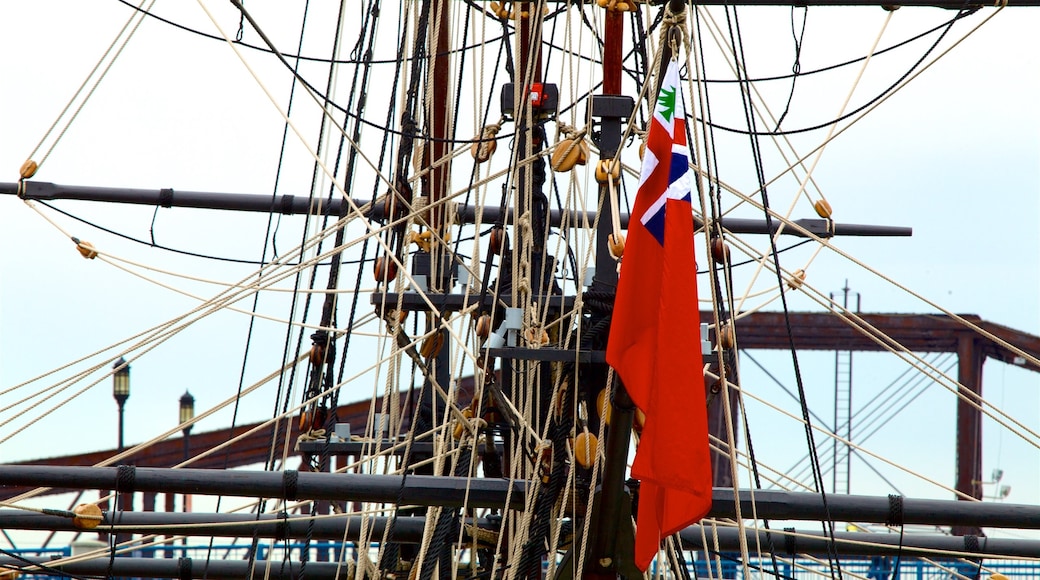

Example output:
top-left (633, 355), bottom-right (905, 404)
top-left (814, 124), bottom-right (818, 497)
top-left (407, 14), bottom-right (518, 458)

top-left (605, 58), bottom-right (712, 570)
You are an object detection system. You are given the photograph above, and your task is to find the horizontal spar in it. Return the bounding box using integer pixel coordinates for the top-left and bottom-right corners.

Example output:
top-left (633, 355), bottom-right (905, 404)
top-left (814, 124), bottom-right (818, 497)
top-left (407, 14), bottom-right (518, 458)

top-left (3, 530), bottom-right (1038, 580)
top-left (0, 466), bottom-right (527, 510)
top-left (713, 488), bottom-right (1040, 530)
top-left (680, 525), bottom-right (1040, 558)
top-left (0, 510), bottom-right (461, 542)
top-left (4, 467), bottom-right (1040, 529)
top-left (8, 508), bottom-right (1038, 559)
top-left (2, 180), bottom-right (909, 236)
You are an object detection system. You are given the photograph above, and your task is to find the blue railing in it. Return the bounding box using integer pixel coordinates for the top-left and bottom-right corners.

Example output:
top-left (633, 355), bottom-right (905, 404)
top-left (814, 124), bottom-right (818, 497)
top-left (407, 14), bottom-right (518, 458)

top-left (7, 545), bottom-right (1040, 580)
top-left (693, 555), bottom-right (1040, 580)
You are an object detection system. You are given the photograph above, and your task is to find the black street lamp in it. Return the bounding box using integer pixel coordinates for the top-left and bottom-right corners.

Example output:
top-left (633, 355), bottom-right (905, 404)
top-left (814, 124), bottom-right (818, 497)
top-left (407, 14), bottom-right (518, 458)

top-left (112, 358), bottom-right (130, 451)
top-left (179, 391), bottom-right (195, 461)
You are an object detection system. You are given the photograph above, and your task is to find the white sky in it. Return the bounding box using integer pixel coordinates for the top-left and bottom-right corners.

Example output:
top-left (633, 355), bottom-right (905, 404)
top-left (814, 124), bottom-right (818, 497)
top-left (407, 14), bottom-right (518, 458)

top-left (1, 0), bottom-right (1039, 545)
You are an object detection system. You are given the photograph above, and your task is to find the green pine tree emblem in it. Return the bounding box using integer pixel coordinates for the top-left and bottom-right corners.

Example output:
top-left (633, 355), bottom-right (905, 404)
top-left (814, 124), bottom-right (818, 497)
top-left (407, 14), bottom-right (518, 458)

top-left (658, 85), bottom-right (676, 122)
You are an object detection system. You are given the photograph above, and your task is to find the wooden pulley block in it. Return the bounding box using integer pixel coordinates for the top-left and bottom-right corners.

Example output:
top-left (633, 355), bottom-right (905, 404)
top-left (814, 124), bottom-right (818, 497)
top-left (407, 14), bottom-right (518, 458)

top-left (634, 408), bottom-right (646, 433)
top-left (718, 322), bottom-right (736, 350)
top-left (298, 406), bottom-right (327, 432)
top-left (453, 407), bottom-right (474, 440)
top-left (310, 405), bottom-right (328, 431)
top-left (373, 255), bottom-right (398, 282)
top-left (475, 314), bottom-right (493, 339)
top-left (710, 236), bottom-right (729, 263)
top-left (380, 309), bottom-right (407, 327)
top-left (573, 431), bottom-right (598, 468)
top-left (76, 240), bottom-right (98, 259)
top-left (72, 503), bottom-right (103, 529)
top-left (420, 331), bottom-right (445, 359)
top-left (607, 233), bottom-right (625, 259)
top-left (550, 138), bottom-right (589, 172)
top-left (595, 159), bottom-right (621, 184)
top-left (489, 225), bottom-right (508, 255)
top-left (382, 186), bottom-right (411, 221)
top-left (813, 199), bottom-right (833, 219)
top-left (19, 159), bottom-right (38, 180)
top-left (524, 327), bottom-right (550, 346)
top-left (471, 139), bottom-right (497, 163)
top-left (596, 388), bottom-right (612, 425)
top-left (309, 344), bottom-right (325, 367)
top-left (471, 126), bottom-right (499, 163)
top-left (380, 193), bottom-right (396, 220)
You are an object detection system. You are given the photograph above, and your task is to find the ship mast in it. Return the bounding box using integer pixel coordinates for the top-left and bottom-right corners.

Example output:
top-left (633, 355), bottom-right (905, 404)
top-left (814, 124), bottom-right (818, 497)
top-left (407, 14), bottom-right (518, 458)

top-left (7, 0), bottom-right (1038, 576)
top-left (581, 1), bottom-right (638, 578)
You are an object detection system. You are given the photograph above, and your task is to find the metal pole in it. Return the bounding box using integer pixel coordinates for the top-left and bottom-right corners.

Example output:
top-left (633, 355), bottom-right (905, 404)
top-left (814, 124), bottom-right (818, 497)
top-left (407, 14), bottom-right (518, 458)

top-left (0, 511), bottom-right (454, 542)
top-left (117, 402), bottom-right (125, 452)
top-left (680, 525), bottom-right (1040, 558)
top-left (5, 467), bottom-right (1040, 530)
top-left (4, 510), bottom-right (1039, 558)
top-left (1, 181), bottom-right (911, 236)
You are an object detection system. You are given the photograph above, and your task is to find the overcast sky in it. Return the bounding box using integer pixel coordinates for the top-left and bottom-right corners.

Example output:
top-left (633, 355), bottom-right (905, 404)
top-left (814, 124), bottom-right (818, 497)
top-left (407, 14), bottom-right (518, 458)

top-left (1, 1), bottom-right (1038, 541)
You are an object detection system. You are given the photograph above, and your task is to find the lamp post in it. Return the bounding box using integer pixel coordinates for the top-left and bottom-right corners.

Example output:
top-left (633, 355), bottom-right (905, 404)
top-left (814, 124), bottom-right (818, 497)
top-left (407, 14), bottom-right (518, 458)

top-left (112, 358), bottom-right (130, 451)
top-left (178, 391), bottom-right (195, 552)
top-left (179, 391), bottom-right (195, 461)
top-left (111, 357), bottom-right (132, 549)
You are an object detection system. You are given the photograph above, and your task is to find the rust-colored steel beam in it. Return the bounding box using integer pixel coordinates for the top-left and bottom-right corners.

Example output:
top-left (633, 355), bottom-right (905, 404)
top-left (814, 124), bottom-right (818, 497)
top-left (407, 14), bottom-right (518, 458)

top-left (953, 335), bottom-right (985, 536)
top-left (4, 376), bottom-right (478, 502)
top-left (721, 311), bottom-right (1040, 372)
top-left (726, 309), bottom-right (1040, 537)
top-left (0, 398), bottom-right (404, 501)
top-left (707, 388), bottom-right (740, 488)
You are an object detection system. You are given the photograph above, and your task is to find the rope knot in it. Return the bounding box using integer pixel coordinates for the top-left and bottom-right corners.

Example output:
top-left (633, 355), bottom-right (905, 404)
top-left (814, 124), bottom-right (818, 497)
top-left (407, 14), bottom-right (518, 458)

top-left (471, 123), bottom-right (502, 163)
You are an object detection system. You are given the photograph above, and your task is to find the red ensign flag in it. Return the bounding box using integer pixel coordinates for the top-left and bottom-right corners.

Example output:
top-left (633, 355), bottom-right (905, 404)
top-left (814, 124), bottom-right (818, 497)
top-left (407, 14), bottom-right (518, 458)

top-left (605, 58), bottom-right (712, 570)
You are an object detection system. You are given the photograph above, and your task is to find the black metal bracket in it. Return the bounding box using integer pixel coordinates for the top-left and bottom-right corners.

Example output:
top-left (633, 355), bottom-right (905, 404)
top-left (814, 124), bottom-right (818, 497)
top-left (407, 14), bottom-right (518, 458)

top-left (501, 82), bottom-right (560, 120)
top-left (589, 94), bottom-right (635, 158)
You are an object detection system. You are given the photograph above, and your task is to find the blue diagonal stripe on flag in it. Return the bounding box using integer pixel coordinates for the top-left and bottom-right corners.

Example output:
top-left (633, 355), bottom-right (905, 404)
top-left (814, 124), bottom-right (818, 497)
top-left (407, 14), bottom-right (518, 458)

top-left (641, 144), bottom-right (691, 245)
